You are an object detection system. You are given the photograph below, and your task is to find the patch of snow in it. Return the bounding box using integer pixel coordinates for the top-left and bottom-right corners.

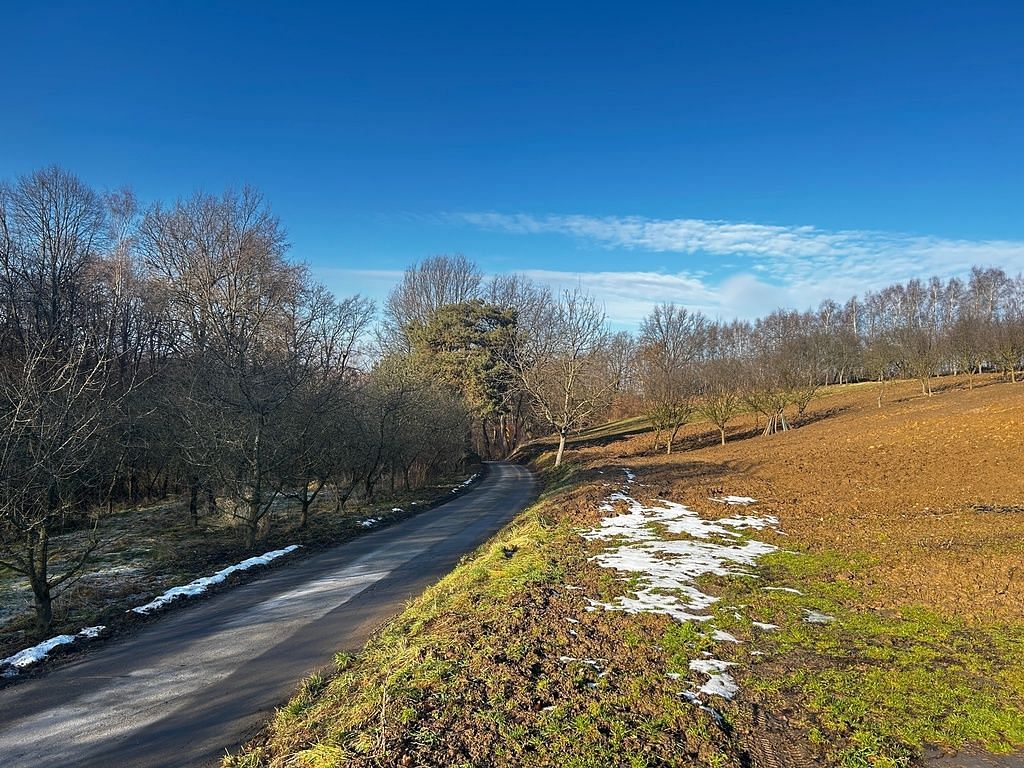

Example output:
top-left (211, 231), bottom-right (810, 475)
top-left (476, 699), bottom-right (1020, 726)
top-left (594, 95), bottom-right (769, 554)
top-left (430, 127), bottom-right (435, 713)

top-left (130, 545), bottom-right (300, 615)
top-left (711, 495), bottom-right (758, 506)
top-left (1, 625), bottom-right (106, 672)
top-left (752, 621), bottom-right (779, 631)
top-left (391, 507), bottom-right (403, 513)
top-left (623, 469), bottom-right (637, 483)
top-left (710, 496), bottom-right (757, 505)
top-left (679, 688), bottom-right (727, 723)
top-left (358, 518), bottom-right (382, 528)
top-left (582, 477), bottom-right (781, 703)
top-left (804, 610), bottom-right (835, 624)
top-left (763, 586), bottom-right (803, 595)
top-left (712, 629), bottom-right (740, 643)
top-left (689, 658), bottom-right (739, 699)
top-left (580, 492), bottom-right (777, 622)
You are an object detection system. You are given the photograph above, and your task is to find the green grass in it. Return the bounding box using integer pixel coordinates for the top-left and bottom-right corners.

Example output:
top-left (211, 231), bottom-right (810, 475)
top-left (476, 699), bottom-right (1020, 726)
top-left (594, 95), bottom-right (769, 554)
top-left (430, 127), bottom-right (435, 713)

top-left (224, 465), bottom-right (740, 767)
top-left (719, 546), bottom-right (1024, 766)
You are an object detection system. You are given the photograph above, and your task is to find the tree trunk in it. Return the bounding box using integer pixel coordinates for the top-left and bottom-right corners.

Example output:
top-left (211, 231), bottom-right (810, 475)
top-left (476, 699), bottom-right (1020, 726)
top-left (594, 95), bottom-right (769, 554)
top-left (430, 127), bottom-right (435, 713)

top-left (554, 431), bottom-right (567, 467)
top-left (719, 426), bottom-right (726, 446)
top-left (667, 424), bottom-right (682, 455)
top-left (300, 494), bottom-right (311, 529)
top-left (29, 527), bottom-right (52, 636)
top-left (188, 481), bottom-right (199, 527)
top-left (480, 421), bottom-right (491, 460)
top-left (244, 499), bottom-right (259, 549)
top-left (32, 583), bottom-right (53, 637)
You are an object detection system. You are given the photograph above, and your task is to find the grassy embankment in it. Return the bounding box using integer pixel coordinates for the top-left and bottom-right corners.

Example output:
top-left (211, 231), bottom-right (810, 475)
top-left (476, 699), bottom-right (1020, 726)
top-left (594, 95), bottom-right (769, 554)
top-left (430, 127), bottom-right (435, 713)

top-left (226, 376), bottom-right (1024, 768)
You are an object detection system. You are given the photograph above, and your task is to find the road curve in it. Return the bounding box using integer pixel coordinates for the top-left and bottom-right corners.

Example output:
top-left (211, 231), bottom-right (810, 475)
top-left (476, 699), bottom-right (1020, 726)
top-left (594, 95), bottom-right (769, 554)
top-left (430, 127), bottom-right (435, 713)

top-left (0, 462), bottom-right (537, 768)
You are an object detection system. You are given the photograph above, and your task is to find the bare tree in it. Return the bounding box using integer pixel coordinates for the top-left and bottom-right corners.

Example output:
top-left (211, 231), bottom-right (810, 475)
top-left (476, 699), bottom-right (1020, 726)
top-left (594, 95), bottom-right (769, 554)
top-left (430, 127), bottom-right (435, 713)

top-left (278, 291), bottom-right (374, 527)
top-left (139, 188), bottom-right (313, 548)
top-left (697, 325), bottom-right (744, 445)
top-left (507, 288), bottom-right (612, 467)
top-left (383, 254), bottom-right (482, 351)
top-left (638, 304), bottom-right (706, 454)
top-left (0, 167), bottom-right (138, 634)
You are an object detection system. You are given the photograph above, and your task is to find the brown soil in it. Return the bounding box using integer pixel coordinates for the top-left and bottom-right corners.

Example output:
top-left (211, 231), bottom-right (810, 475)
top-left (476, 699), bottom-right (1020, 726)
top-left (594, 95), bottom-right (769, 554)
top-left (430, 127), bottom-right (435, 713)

top-left (573, 375), bottom-right (1024, 622)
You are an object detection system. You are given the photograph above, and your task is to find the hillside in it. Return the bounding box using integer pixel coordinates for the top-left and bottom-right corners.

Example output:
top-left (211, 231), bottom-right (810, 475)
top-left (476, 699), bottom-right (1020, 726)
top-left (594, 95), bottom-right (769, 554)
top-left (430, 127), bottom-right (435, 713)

top-left (226, 376), bottom-right (1024, 768)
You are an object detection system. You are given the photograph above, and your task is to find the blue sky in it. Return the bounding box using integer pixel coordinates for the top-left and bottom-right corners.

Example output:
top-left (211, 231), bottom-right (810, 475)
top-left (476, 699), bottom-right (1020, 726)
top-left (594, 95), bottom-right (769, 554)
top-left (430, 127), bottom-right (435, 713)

top-left (3, 1), bottom-right (1023, 326)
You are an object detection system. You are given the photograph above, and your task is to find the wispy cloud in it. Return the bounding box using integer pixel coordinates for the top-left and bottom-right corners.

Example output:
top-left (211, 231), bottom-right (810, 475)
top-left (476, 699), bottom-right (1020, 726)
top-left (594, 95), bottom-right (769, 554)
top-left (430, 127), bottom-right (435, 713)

top-left (457, 212), bottom-right (1024, 324)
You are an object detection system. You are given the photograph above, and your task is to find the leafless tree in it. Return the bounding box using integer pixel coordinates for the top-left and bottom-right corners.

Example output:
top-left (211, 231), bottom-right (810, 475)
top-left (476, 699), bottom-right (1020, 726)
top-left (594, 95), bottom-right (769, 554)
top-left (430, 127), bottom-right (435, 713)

top-left (697, 324), bottom-right (744, 445)
top-left (383, 254), bottom-right (482, 351)
top-left (507, 288), bottom-right (613, 466)
top-left (638, 304), bottom-right (706, 453)
top-left (139, 188), bottom-right (317, 547)
top-left (0, 167), bottom-right (140, 634)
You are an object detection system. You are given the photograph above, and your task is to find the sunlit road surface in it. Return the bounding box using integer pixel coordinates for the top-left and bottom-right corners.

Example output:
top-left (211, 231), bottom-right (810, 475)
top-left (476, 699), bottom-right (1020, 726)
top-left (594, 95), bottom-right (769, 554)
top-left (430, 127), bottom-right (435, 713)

top-left (0, 462), bottom-right (536, 768)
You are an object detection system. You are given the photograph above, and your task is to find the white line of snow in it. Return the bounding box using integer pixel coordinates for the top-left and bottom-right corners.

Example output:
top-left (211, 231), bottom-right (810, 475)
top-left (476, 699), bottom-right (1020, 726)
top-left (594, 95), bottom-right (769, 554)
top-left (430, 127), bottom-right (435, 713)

top-left (130, 545), bottom-right (301, 615)
top-left (763, 586), bottom-right (803, 594)
top-left (1, 626), bottom-right (107, 673)
top-left (452, 473), bottom-right (479, 492)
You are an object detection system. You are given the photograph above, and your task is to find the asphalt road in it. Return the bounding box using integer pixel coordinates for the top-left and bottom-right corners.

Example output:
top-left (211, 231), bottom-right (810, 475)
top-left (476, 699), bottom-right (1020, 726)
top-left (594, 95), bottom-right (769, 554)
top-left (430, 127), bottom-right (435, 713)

top-left (0, 462), bottom-right (537, 768)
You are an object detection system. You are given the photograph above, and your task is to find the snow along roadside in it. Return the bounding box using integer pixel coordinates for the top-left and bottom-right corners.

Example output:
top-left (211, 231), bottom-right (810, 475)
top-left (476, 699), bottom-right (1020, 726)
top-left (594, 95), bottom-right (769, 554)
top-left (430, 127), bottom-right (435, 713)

top-left (0, 544), bottom-right (302, 676)
top-left (1, 626), bottom-right (106, 676)
top-left (131, 545), bottom-right (301, 614)
top-left (1, 469), bottom-right (483, 676)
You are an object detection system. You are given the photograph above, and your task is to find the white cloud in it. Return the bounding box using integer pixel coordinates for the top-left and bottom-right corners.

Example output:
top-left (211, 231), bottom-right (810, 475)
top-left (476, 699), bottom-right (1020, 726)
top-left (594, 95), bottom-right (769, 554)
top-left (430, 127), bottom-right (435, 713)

top-left (458, 211), bottom-right (1024, 287)
top-left (517, 268), bottom-right (811, 326)
top-left (455, 211), bottom-right (1024, 325)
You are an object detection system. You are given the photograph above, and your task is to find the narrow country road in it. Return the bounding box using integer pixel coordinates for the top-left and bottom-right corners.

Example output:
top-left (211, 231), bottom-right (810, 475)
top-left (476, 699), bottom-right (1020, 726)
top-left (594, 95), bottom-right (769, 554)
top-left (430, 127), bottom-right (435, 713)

top-left (0, 462), bottom-right (537, 768)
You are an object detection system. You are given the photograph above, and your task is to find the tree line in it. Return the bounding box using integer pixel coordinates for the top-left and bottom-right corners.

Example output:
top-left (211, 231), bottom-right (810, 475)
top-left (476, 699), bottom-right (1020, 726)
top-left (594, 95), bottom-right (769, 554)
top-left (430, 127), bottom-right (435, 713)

top-left (0, 168), bottom-right (467, 633)
top-left (635, 267), bottom-right (1024, 452)
top-left (2, 166), bottom-right (1022, 634)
